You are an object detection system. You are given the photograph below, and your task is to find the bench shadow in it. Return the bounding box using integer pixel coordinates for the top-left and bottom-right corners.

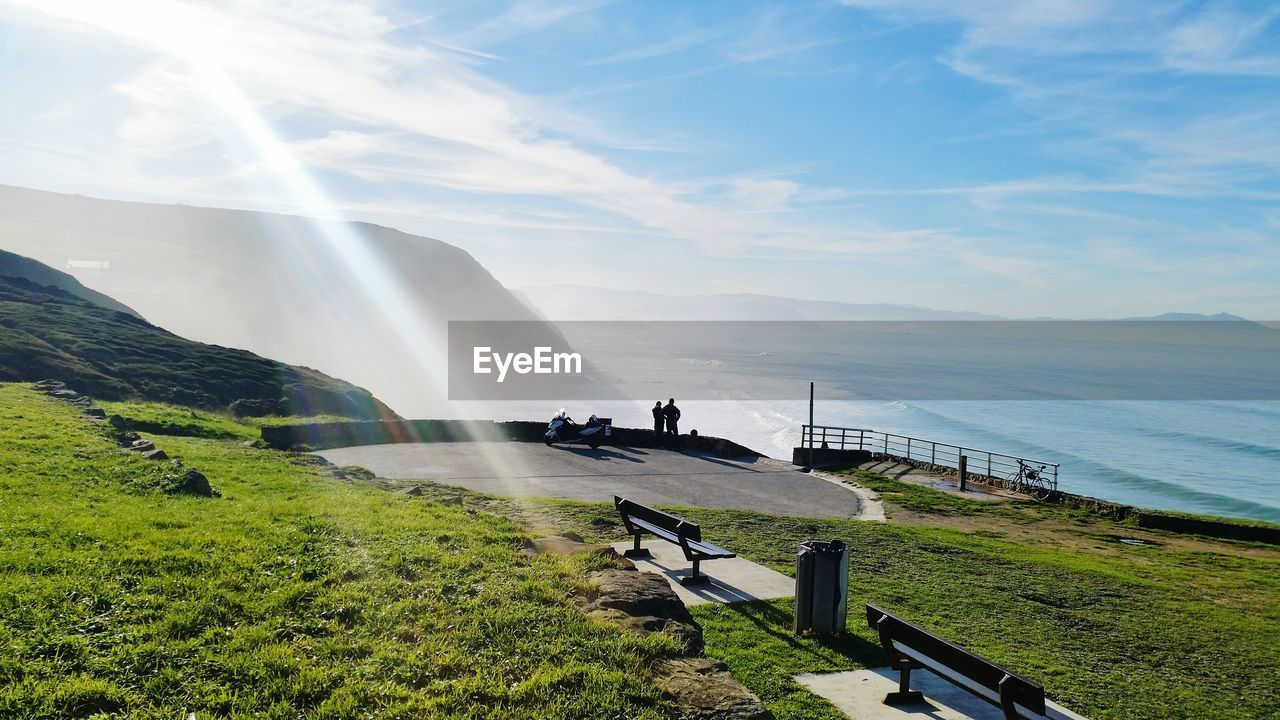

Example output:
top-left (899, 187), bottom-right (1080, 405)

top-left (637, 556), bottom-right (767, 604)
top-left (716, 599), bottom-right (887, 668)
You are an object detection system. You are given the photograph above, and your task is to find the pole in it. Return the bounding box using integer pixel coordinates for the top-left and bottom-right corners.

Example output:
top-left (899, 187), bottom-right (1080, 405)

top-left (959, 455), bottom-right (968, 492)
top-left (808, 381), bottom-right (815, 466)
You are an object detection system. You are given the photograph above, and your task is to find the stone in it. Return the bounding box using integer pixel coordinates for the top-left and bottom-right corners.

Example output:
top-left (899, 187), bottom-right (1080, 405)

top-left (83, 407), bottom-right (107, 418)
top-left (142, 449), bottom-right (169, 461)
top-left (166, 469), bottom-right (216, 498)
top-left (576, 567), bottom-right (702, 653)
top-left (48, 389), bottom-right (81, 400)
top-left (656, 658), bottom-right (773, 720)
top-left (130, 440), bottom-right (156, 453)
top-left (108, 414), bottom-right (128, 430)
top-left (32, 379), bottom-right (66, 391)
top-left (402, 485), bottom-right (425, 496)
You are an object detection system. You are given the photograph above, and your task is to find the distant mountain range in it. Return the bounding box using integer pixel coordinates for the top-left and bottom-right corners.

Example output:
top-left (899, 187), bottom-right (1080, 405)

top-left (515, 285), bottom-right (1004, 321)
top-left (0, 185), bottom-right (548, 417)
top-left (0, 255), bottom-right (394, 418)
top-left (516, 284), bottom-right (1251, 322)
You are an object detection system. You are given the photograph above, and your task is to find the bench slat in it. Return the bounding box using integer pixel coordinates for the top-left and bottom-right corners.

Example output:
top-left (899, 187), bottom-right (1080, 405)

top-left (684, 538), bottom-right (734, 558)
top-left (629, 517), bottom-right (681, 543)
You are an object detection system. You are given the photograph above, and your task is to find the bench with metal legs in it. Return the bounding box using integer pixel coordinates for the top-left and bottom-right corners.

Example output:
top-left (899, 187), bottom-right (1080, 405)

top-left (615, 496), bottom-right (735, 586)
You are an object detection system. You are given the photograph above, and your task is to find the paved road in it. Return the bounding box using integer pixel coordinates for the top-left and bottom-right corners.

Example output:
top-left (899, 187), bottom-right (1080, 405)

top-left (316, 442), bottom-right (863, 519)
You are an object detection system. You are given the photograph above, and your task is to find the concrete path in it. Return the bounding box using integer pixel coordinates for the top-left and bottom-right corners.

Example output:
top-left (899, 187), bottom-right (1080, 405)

top-left (796, 668), bottom-right (1088, 720)
top-left (317, 442), bottom-right (867, 519)
top-left (851, 459), bottom-right (1020, 502)
top-left (610, 541), bottom-right (795, 606)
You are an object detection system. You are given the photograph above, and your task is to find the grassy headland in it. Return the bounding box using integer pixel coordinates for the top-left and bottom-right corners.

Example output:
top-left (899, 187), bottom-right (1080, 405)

top-left (491, 477), bottom-right (1280, 719)
top-left (0, 385), bottom-right (679, 718)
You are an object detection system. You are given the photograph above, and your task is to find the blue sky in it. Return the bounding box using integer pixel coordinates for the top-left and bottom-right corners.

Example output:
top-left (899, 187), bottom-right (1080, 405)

top-left (1, 0), bottom-right (1278, 317)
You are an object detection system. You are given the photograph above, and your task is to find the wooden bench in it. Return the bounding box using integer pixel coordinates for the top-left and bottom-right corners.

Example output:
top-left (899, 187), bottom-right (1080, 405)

top-left (867, 604), bottom-right (1077, 720)
top-left (614, 496), bottom-right (735, 585)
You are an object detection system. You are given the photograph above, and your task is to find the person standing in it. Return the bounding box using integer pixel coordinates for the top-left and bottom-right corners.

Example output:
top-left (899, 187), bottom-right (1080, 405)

top-left (652, 401), bottom-right (664, 441)
top-left (663, 398), bottom-right (681, 437)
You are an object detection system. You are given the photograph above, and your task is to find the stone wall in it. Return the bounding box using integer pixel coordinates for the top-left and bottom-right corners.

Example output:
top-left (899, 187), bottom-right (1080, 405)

top-left (261, 419), bottom-right (762, 459)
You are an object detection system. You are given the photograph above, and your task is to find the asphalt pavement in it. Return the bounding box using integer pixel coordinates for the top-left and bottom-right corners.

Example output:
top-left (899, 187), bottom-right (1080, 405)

top-left (316, 441), bottom-right (864, 519)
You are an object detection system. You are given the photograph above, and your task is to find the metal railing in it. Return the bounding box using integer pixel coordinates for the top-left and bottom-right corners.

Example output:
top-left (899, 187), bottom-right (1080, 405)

top-left (801, 424), bottom-right (1059, 491)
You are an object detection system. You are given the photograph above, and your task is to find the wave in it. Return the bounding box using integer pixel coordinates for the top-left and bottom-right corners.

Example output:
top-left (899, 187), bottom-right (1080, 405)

top-left (1139, 428), bottom-right (1280, 460)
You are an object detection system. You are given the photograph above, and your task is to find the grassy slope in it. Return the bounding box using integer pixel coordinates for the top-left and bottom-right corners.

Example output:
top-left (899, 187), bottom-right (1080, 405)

top-left (0, 276), bottom-right (392, 419)
top-left (0, 385), bottom-right (680, 719)
top-left (96, 400), bottom-right (357, 442)
top-left (511, 485), bottom-right (1280, 720)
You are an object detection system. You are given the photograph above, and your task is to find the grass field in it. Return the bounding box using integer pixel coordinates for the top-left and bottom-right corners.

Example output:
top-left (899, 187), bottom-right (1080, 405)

top-left (97, 400), bottom-right (357, 442)
top-left (0, 385), bottom-right (681, 719)
top-left (6, 385), bottom-right (1278, 719)
top-left (504, 485), bottom-right (1280, 720)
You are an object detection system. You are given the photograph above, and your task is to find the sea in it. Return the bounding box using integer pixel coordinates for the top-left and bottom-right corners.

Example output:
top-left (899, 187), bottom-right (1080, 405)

top-left (563, 398), bottom-right (1280, 525)
top-left (493, 321), bottom-right (1280, 525)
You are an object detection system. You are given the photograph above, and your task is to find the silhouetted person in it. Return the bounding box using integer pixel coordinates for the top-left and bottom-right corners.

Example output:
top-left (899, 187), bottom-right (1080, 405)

top-left (652, 401), bottom-right (664, 440)
top-left (663, 398), bottom-right (681, 437)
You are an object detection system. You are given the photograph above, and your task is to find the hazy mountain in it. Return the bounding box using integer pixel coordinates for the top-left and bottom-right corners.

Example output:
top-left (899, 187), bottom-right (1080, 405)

top-left (0, 268), bottom-right (394, 418)
top-left (517, 284), bottom-right (1005, 321)
top-left (1123, 312), bottom-right (1250, 322)
top-left (0, 247), bottom-right (140, 318)
top-left (0, 185), bottom-right (548, 416)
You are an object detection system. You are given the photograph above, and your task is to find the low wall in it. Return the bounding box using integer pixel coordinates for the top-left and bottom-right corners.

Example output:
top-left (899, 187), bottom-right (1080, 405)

top-left (791, 447), bottom-right (873, 467)
top-left (261, 420), bottom-right (762, 459)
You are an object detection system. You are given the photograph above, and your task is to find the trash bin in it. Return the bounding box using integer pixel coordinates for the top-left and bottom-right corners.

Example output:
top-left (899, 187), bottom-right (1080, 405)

top-left (794, 539), bottom-right (849, 635)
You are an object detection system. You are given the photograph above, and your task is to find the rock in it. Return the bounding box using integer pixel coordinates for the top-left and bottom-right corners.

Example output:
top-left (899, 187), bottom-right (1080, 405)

top-left (576, 567), bottom-right (702, 653)
top-left (655, 658), bottom-right (773, 720)
top-left (402, 485), bottom-right (425, 496)
top-left (570, 566), bottom-right (772, 719)
top-left (32, 379), bottom-right (66, 391)
top-left (108, 415), bottom-right (128, 430)
top-left (130, 440), bottom-right (156, 453)
top-left (83, 407), bottom-right (106, 418)
top-left (439, 494), bottom-right (463, 507)
top-left (48, 389), bottom-right (80, 400)
top-left (142, 449), bottom-right (169, 461)
top-left (166, 469), bottom-right (216, 498)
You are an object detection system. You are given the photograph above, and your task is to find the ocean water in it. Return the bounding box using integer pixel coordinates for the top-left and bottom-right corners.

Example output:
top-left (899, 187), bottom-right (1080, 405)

top-left (538, 398), bottom-right (1280, 525)
top-left (488, 322), bottom-right (1280, 524)
top-left (689, 399), bottom-right (1280, 524)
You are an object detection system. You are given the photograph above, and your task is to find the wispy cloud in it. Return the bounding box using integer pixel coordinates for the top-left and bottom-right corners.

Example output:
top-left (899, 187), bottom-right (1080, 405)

top-left (583, 26), bottom-right (725, 66)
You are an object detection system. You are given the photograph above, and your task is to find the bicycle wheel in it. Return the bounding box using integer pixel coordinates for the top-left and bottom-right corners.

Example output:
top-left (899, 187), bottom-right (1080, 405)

top-left (1027, 479), bottom-right (1053, 501)
top-left (1002, 469), bottom-right (1024, 492)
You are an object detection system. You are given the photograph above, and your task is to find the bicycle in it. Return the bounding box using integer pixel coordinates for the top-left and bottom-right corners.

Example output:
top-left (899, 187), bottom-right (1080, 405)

top-left (1003, 460), bottom-right (1053, 501)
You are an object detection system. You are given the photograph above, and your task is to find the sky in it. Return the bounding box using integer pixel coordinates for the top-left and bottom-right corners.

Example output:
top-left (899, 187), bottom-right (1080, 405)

top-left (1, 0), bottom-right (1279, 318)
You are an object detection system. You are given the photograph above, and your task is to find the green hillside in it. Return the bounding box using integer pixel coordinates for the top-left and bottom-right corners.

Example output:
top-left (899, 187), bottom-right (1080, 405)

top-left (0, 274), bottom-right (393, 419)
top-left (0, 248), bottom-right (139, 317)
top-left (0, 384), bottom-right (675, 718)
